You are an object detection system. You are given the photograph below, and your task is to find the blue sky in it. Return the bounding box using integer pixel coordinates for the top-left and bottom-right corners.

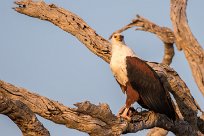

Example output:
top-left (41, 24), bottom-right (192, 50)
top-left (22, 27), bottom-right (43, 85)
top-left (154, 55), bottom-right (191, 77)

top-left (0, 0), bottom-right (204, 136)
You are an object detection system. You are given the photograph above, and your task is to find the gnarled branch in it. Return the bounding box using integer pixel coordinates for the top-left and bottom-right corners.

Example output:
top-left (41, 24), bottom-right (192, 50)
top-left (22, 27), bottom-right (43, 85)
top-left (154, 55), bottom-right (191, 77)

top-left (170, 0), bottom-right (204, 96)
top-left (110, 15), bottom-right (175, 66)
top-left (0, 80), bottom-right (125, 136)
top-left (0, 92), bottom-right (50, 136)
top-left (0, 80), bottom-right (202, 135)
top-left (14, 0), bottom-right (111, 63)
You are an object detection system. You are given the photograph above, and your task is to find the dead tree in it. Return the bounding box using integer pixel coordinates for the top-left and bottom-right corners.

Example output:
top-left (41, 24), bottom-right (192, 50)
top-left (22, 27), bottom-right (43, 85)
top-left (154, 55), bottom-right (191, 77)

top-left (0, 0), bottom-right (204, 135)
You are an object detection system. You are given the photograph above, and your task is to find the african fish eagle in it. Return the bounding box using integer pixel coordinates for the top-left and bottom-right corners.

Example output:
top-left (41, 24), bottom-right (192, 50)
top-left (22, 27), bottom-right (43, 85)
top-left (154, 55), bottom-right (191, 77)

top-left (110, 33), bottom-right (176, 121)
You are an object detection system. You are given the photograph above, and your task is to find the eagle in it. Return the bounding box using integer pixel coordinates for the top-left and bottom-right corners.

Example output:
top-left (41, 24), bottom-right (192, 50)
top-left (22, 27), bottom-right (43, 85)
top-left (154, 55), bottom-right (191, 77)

top-left (110, 33), bottom-right (176, 121)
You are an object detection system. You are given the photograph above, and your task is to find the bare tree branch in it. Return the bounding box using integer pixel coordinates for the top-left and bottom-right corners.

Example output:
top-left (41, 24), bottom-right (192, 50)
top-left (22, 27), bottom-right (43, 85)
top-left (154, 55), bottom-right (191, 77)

top-left (170, 0), bottom-right (204, 96)
top-left (14, 0), bottom-right (111, 63)
top-left (0, 80), bottom-right (125, 136)
top-left (0, 92), bottom-right (50, 136)
top-left (0, 80), bottom-right (203, 135)
top-left (110, 15), bottom-right (175, 65)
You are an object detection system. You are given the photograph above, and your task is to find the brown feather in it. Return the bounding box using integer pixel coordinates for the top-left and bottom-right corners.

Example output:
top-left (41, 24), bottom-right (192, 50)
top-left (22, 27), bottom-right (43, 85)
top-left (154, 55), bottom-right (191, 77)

top-left (125, 82), bottom-right (139, 108)
top-left (126, 56), bottom-right (176, 120)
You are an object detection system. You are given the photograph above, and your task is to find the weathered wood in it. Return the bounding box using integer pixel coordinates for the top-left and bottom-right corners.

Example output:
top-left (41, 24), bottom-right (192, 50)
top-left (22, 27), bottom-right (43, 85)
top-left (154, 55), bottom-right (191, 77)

top-left (110, 15), bottom-right (175, 66)
top-left (170, 0), bottom-right (204, 96)
top-left (14, 0), bottom-right (111, 63)
top-left (0, 80), bottom-right (202, 135)
top-left (0, 92), bottom-right (50, 136)
top-left (148, 63), bottom-right (199, 126)
top-left (0, 80), bottom-right (125, 136)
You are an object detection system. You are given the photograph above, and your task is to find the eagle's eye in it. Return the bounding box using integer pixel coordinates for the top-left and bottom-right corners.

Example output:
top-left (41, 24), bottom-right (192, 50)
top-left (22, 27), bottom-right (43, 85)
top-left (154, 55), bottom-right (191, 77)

top-left (121, 35), bottom-right (124, 39)
top-left (114, 35), bottom-right (117, 38)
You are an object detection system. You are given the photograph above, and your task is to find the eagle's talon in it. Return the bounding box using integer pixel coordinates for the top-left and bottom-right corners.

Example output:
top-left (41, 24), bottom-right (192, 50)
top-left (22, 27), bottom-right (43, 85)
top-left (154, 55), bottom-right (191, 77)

top-left (119, 114), bottom-right (131, 121)
top-left (117, 105), bottom-right (126, 116)
top-left (117, 107), bottom-right (132, 121)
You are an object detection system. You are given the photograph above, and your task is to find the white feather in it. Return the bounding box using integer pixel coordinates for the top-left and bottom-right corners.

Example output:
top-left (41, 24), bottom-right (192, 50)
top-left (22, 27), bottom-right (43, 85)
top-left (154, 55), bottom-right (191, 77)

top-left (110, 34), bottom-right (136, 86)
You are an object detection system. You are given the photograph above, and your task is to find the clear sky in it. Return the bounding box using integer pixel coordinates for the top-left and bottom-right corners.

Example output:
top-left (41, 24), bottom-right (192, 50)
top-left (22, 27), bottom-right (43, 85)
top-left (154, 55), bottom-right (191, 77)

top-left (0, 0), bottom-right (204, 136)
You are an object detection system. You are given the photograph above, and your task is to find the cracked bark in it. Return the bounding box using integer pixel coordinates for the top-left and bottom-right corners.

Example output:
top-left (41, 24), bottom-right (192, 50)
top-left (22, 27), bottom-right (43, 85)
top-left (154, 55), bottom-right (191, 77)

top-left (0, 0), bottom-right (202, 135)
top-left (0, 91), bottom-right (50, 136)
top-left (170, 0), bottom-right (204, 96)
top-left (0, 80), bottom-right (203, 135)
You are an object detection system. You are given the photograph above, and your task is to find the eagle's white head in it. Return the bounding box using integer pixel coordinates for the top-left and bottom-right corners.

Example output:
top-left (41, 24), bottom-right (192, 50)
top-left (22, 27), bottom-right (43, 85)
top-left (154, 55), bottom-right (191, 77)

top-left (111, 33), bottom-right (125, 45)
top-left (110, 33), bottom-right (136, 58)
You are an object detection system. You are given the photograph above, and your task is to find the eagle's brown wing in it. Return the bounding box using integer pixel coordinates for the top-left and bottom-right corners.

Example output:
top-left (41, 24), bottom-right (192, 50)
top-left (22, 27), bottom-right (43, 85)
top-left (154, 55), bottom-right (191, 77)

top-left (126, 56), bottom-right (176, 120)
